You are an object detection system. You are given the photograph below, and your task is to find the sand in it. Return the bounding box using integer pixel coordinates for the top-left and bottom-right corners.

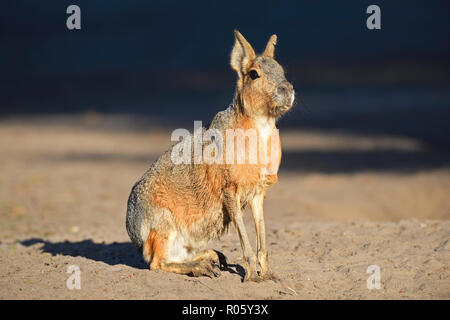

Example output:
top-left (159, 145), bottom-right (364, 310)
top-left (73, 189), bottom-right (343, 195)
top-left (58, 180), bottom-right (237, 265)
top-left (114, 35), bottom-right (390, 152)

top-left (0, 114), bottom-right (449, 299)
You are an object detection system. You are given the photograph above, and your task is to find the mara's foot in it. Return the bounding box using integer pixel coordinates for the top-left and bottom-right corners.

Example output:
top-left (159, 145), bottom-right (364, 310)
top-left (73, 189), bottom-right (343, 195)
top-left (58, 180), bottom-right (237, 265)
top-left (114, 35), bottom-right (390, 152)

top-left (243, 272), bottom-right (263, 283)
top-left (189, 260), bottom-right (221, 278)
top-left (243, 271), bottom-right (280, 282)
top-left (159, 259), bottom-right (221, 278)
top-left (260, 271), bottom-right (280, 282)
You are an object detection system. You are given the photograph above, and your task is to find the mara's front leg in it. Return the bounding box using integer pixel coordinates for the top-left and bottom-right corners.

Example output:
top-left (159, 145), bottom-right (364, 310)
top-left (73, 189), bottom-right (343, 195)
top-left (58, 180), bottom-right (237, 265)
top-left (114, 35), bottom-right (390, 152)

top-left (250, 192), bottom-right (279, 281)
top-left (224, 190), bottom-right (260, 282)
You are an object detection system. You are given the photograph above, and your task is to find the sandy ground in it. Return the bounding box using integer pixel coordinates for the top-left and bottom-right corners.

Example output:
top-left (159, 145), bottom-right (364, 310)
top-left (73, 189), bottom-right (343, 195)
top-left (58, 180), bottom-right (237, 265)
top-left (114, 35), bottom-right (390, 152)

top-left (0, 114), bottom-right (449, 299)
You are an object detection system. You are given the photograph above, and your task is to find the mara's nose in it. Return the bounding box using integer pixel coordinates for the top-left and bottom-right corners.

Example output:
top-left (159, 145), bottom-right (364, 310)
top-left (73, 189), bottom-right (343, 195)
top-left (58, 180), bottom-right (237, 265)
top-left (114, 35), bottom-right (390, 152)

top-left (276, 81), bottom-right (293, 97)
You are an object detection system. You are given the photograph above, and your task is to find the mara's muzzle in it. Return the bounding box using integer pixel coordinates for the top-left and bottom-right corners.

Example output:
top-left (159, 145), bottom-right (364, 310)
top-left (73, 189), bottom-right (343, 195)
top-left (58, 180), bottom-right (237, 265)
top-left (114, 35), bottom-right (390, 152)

top-left (271, 80), bottom-right (295, 116)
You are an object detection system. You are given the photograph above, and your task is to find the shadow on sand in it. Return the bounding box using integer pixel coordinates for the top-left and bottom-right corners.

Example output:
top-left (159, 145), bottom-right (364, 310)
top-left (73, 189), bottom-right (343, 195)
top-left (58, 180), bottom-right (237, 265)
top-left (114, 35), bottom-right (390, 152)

top-left (21, 238), bottom-right (148, 269)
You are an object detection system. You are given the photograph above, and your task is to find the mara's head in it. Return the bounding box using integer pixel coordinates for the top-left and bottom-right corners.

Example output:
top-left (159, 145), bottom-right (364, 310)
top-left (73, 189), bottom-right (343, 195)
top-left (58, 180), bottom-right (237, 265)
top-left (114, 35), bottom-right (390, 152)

top-left (230, 30), bottom-right (295, 118)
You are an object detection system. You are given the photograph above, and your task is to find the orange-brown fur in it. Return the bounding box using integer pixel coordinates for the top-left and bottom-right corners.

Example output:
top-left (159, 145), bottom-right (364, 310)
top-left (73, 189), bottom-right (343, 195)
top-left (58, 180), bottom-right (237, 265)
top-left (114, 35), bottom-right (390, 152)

top-left (143, 230), bottom-right (165, 269)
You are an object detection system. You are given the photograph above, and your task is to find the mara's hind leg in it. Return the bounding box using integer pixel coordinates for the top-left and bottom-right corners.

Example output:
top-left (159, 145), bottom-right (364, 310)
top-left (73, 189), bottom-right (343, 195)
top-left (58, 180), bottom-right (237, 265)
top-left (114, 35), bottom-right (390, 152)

top-left (160, 260), bottom-right (221, 278)
top-left (143, 230), bottom-right (221, 278)
top-left (160, 248), bottom-right (222, 277)
top-left (142, 229), bottom-right (165, 270)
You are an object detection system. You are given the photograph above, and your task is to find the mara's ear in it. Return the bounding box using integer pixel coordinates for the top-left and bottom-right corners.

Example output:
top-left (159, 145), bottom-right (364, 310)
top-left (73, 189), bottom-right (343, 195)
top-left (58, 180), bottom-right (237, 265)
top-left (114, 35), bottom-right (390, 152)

top-left (262, 34), bottom-right (277, 58)
top-left (230, 30), bottom-right (256, 78)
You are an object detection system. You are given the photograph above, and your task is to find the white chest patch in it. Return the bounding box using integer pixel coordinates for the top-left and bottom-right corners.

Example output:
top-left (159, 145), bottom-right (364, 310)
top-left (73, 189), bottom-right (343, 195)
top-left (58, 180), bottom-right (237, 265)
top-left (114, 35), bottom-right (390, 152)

top-left (255, 116), bottom-right (275, 147)
top-left (254, 116), bottom-right (280, 175)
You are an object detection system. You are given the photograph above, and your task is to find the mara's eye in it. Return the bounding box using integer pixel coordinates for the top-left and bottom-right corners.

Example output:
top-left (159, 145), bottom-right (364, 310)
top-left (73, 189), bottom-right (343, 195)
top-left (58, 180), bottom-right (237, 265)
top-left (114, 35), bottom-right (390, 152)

top-left (249, 70), bottom-right (259, 80)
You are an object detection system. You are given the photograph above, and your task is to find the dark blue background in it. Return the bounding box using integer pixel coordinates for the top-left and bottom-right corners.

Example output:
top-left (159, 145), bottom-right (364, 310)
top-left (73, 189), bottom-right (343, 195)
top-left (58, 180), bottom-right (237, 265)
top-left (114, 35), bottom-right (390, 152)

top-left (1, 1), bottom-right (449, 146)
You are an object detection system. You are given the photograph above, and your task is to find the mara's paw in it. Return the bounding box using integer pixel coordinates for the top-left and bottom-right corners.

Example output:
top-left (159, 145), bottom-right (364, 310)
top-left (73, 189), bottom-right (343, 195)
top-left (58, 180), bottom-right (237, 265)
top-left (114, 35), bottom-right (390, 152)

top-left (243, 273), bottom-right (263, 283)
top-left (260, 271), bottom-right (280, 282)
top-left (190, 261), bottom-right (221, 278)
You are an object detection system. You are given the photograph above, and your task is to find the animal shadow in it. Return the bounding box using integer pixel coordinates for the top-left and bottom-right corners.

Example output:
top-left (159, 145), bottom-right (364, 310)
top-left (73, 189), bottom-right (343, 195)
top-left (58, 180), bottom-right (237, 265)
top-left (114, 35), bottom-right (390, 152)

top-left (213, 250), bottom-right (246, 281)
top-left (20, 238), bottom-right (147, 269)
